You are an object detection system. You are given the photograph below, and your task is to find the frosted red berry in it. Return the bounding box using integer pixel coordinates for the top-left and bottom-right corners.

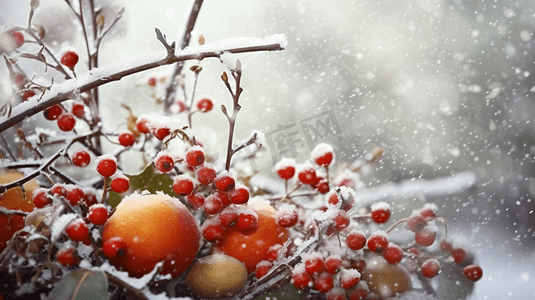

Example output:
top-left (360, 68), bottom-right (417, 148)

top-left (421, 258), bottom-right (440, 279)
top-left (406, 213), bottom-right (427, 232)
top-left (96, 157), bottom-right (117, 177)
top-left (414, 227), bottom-right (436, 247)
top-left (383, 243), bottom-right (404, 264)
top-left (313, 272), bottom-right (334, 293)
top-left (186, 147), bottom-right (205, 167)
top-left (22, 89), bottom-right (35, 100)
top-left (237, 211), bottom-right (258, 234)
top-left (110, 176), bottom-right (129, 193)
top-left (452, 248), bottom-right (467, 263)
top-left (136, 118), bottom-right (150, 134)
top-left (218, 208), bottom-right (238, 228)
top-left (420, 206), bottom-right (437, 219)
top-left (327, 289), bottom-right (347, 300)
top-left (102, 236), bottom-right (127, 259)
top-left (12, 31), bottom-right (24, 48)
top-left (118, 130), bottom-right (135, 147)
top-left (65, 219), bottom-right (89, 242)
top-left (152, 127), bottom-right (170, 141)
top-left (61, 51), bottom-right (79, 68)
top-left (172, 175), bottom-right (194, 196)
top-left (155, 154), bottom-right (174, 173)
top-left (275, 209), bottom-right (298, 227)
top-left (314, 152), bottom-right (334, 167)
top-left (204, 195), bottom-right (223, 215)
top-left (196, 98), bottom-right (213, 112)
top-left (88, 205), bottom-right (108, 225)
top-left (266, 244), bottom-right (283, 262)
top-left (255, 260), bottom-right (272, 279)
top-left (311, 143), bottom-right (335, 167)
top-left (66, 186), bottom-right (84, 206)
top-left (305, 254), bottom-right (325, 275)
top-left (346, 230), bottom-right (367, 251)
top-left (51, 184), bottom-right (67, 197)
top-left (351, 259), bottom-right (367, 273)
top-left (213, 191), bottom-right (231, 207)
top-left (196, 166), bottom-right (217, 186)
top-left (57, 113), bottom-right (76, 131)
top-left (348, 282), bottom-right (368, 300)
top-left (371, 206), bottom-right (391, 224)
top-left (186, 193), bottom-right (205, 210)
top-left (203, 224), bottom-right (225, 242)
top-left (229, 186), bottom-right (249, 204)
top-left (463, 265), bottom-right (482, 282)
top-left (298, 166), bottom-right (317, 184)
top-left (32, 189), bottom-right (51, 208)
top-left (325, 255), bottom-right (343, 274)
top-left (316, 179), bottom-right (330, 194)
top-left (72, 150), bottom-right (90, 167)
top-left (340, 269), bottom-right (361, 290)
top-left (44, 104), bottom-right (63, 120)
top-left (292, 269), bottom-right (311, 289)
top-left (56, 246), bottom-right (78, 266)
top-left (367, 231), bottom-right (389, 252)
top-left (215, 174), bottom-right (235, 192)
top-left (333, 211), bottom-right (350, 231)
top-left (277, 166), bottom-right (295, 180)
top-left (439, 238), bottom-right (453, 253)
top-left (71, 102), bottom-right (85, 118)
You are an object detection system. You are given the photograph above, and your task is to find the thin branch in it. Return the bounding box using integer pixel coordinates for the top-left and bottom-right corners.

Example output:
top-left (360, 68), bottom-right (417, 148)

top-left (0, 41), bottom-right (285, 132)
top-left (105, 271), bottom-right (150, 300)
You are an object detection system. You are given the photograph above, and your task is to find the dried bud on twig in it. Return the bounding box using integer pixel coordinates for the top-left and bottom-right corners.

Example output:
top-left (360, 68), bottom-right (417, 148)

top-left (198, 35), bottom-right (205, 45)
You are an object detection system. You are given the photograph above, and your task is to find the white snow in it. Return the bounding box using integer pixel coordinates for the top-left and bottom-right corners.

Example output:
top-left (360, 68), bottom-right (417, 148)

top-left (275, 157), bottom-right (296, 171)
top-left (250, 130), bottom-right (264, 149)
top-left (95, 154), bottom-right (117, 165)
top-left (394, 291), bottom-right (440, 300)
top-left (371, 201), bottom-right (390, 212)
top-left (50, 213), bottom-right (77, 242)
top-left (311, 143), bottom-right (334, 161)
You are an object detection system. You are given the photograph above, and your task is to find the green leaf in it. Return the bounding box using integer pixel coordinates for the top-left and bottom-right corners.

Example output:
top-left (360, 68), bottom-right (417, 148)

top-left (46, 269), bottom-right (108, 300)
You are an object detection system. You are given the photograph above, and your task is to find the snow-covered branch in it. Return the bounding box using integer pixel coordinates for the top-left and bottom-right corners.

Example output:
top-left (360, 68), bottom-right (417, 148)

top-left (0, 34), bottom-right (286, 132)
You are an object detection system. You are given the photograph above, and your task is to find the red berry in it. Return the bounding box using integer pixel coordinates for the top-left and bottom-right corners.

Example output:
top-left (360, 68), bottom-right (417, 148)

top-left (348, 282), bottom-right (368, 300)
top-left (414, 227), bottom-right (436, 247)
top-left (12, 31), bottom-right (24, 48)
top-left (325, 255), bottom-right (343, 274)
top-left (155, 154), bottom-right (174, 173)
top-left (186, 193), bottom-right (205, 210)
top-left (88, 204), bottom-right (108, 225)
top-left (312, 143), bottom-right (334, 167)
top-left (22, 89), bottom-right (35, 100)
top-left (32, 189), bottom-right (51, 208)
top-left (452, 248), bottom-right (467, 263)
top-left (136, 118), bottom-right (150, 134)
top-left (463, 264), bottom-right (483, 282)
top-left (110, 176), bottom-right (129, 193)
top-left (196, 166), bottom-right (217, 186)
top-left (204, 195), bottom-right (223, 215)
top-left (65, 219), bottom-right (89, 242)
top-left (275, 209), bottom-right (298, 227)
top-left (118, 130), bottom-right (135, 147)
top-left (255, 260), bottom-right (273, 279)
top-left (326, 289), bottom-right (347, 300)
top-left (421, 258), bottom-right (440, 279)
top-left (56, 246), bottom-right (78, 266)
top-left (72, 150), bottom-right (90, 167)
top-left (333, 211), bottom-right (350, 231)
top-left (202, 223), bottom-right (226, 242)
top-left (340, 269), bottom-right (361, 289)
top-left (218, 207), bottom-right (238, 228)
top-left (370, 202), bottom-right (391, 224)
top-left (81, 192), bottom-right (98, 207)
top-left (186, 146), bottom-right (205, 167)
top-left (61, 51), bottom-right (79, 68)
top-left (439, 238), bottom-right (453, 253)
top-left (66, 186), bottom-right (84, 206)
top-left (277, 166), bottom-right (295, 180)
top-left (177, 100), bottom-right (187, 112)
top-left (51, 184), bottom-right (67, 197)
top-left (291, 268), bottom-right (312, 289)
top-left (328, 193), bottom-right (341, 206)
top-left (215, 174), bottom-right (235, 192)
top-left (266, 244), bottom-right (283, 262)
top-left (196, 98), bottom-right (213, 112)
top-left (71, 102), bottom-right (85, 118)
top-left (346, 230), bottom-right (367, 251)
top-left (406, 212), bottom-right (427, 232)
top-left (96, 157), bottom-right (117, 177)
top-left (298, 165), bottom-right (317, 184)
top-left (313, 272), bottom-right (334, 293)
top-left (44, 104), bottom-right (63, 120)
top-left (351, 259), bottom-right (367, 273)
top-left (148, 77), bottom-right (156, 87)
top-left (316, 179), bottom-right (330, 194)
top-left (383, 243), bottom-right (404, 264)
top-left (102, 236), bottom-right (127, 259)
top-left (367, 231), bottom-right (389, 252)
top-left (408, 247), bottom-right (421, 256)
top-left (57, 113), bottom-right (76, 131)
top-left (213, 191), bottom-right (231, 207)
top-left (420, 203), bottom-right (438, 219)
top-left (172, 175), bottom-right (194, 196)
top-left (152, 127), bottom-right (170, 141)
top-left (305, 253), bottom-right (325, 275)
top-left (237, 211), bottom-right (258, 234)
top-left (229, 186), bottom-right (249, 205)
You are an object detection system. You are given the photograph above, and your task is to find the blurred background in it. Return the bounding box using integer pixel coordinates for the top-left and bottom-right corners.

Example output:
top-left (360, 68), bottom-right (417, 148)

top-left (1, 0), bottom-right (534, 299)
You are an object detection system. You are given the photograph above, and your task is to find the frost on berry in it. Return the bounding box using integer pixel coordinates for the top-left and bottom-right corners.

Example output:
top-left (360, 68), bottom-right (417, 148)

top-left (229, 184), bottom-right (250, 205)
top-left (346, 229), bottom-right (367, 250)
top-left (215, 171), bottom-right (236, 192)
top-left (313, 272), bottom-right (334, 293)
top-left (275, 208), bottom-right (298, 227)
top-left (420, 203), bottom-right (438, 219)
top-left (367, 230), bottom-right (389, 252)
top-left (204, 194), bottom-right (223, 215)
top-left (64, 184), bottom-right (85, 206)
top-left (72, 149), bottom-right (91, 167)
top-left (95, 154), bottom-right (117, 178)
top-left (186, 145), bottom-right (205, 167)
top-left (311, 143), bottom-right (335, 167)
top-left (237, 207), bottom-right (258, 234)
top-left (255, 260), bottom-right (273, 279)
top-left (370, 201), bottom-right (391, 224)
top-left (297, 161), bottom-right (317, 184)
top-left (196, 165), bottom-right (217, 186)
top-left (304, 252), bottom-right (325, 275)
top-left (421, 258), bottom-right (440, 279)
top-left (275, 157), bottom-right (296, 180)
top-left (340, 268), bottom-right (361, 289)
top-left (154, 151), bottom-right (175, 173)
top-left (383, 243), bottom-right (404, 264)
top-left (414, 227), bottom-right (436, 247)
top-left (406, 211), bottom-right (427, 232)
top-left (87, 204), bottom-right (108, 225)
top-left (218, 206), bottom-right (238, 228)
top-left (324, 255), bottom-right (343, 274)
top-left (201, 218), bottom-right (226, 242)
top-left (110, 173), bottom-right (130, 194)
top-left (118, 130), bottom-right (135, 147)
top-left (172, 175), bottom-right (195, 196)
top-left (291, 263), bottom-right (312, 289)
top-left (186, 193), bottom-right (205, 210)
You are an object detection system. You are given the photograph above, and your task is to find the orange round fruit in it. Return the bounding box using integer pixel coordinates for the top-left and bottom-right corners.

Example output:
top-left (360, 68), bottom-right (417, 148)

top-left (0, 170), bottom-right (39, 252)
top-left (214, 205), bottom-right (290, 273)
top-left (102, 193), bottom-right (200, 278)
top-left (362, 255), bottom-right (412, 299)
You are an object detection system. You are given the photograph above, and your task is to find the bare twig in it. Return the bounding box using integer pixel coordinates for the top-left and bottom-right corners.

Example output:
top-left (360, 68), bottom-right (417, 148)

top-left (105, 271), bottom-right (150, 300)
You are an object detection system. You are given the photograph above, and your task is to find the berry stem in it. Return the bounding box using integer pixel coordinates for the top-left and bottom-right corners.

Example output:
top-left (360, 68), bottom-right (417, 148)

top-left (386, 218), bottom-right (408, 234)
top-left (223, 64), bottom-right (244, 171)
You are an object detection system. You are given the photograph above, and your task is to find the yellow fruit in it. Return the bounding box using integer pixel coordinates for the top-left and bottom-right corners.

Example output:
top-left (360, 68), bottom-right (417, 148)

top-left (102, 193), bottom-right (200, 278)
top-left (0, 170), bottom-right (39, 212)
top-left (362, 255), bottom-right (412, 299)
top-left (185, 254), bottom-right (248, 299)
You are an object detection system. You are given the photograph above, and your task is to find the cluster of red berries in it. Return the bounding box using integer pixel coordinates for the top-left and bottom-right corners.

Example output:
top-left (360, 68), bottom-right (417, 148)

top-left (135, 117), bottom-right (172, 141)
top-left (42, 101), bottom-right (87, 132)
